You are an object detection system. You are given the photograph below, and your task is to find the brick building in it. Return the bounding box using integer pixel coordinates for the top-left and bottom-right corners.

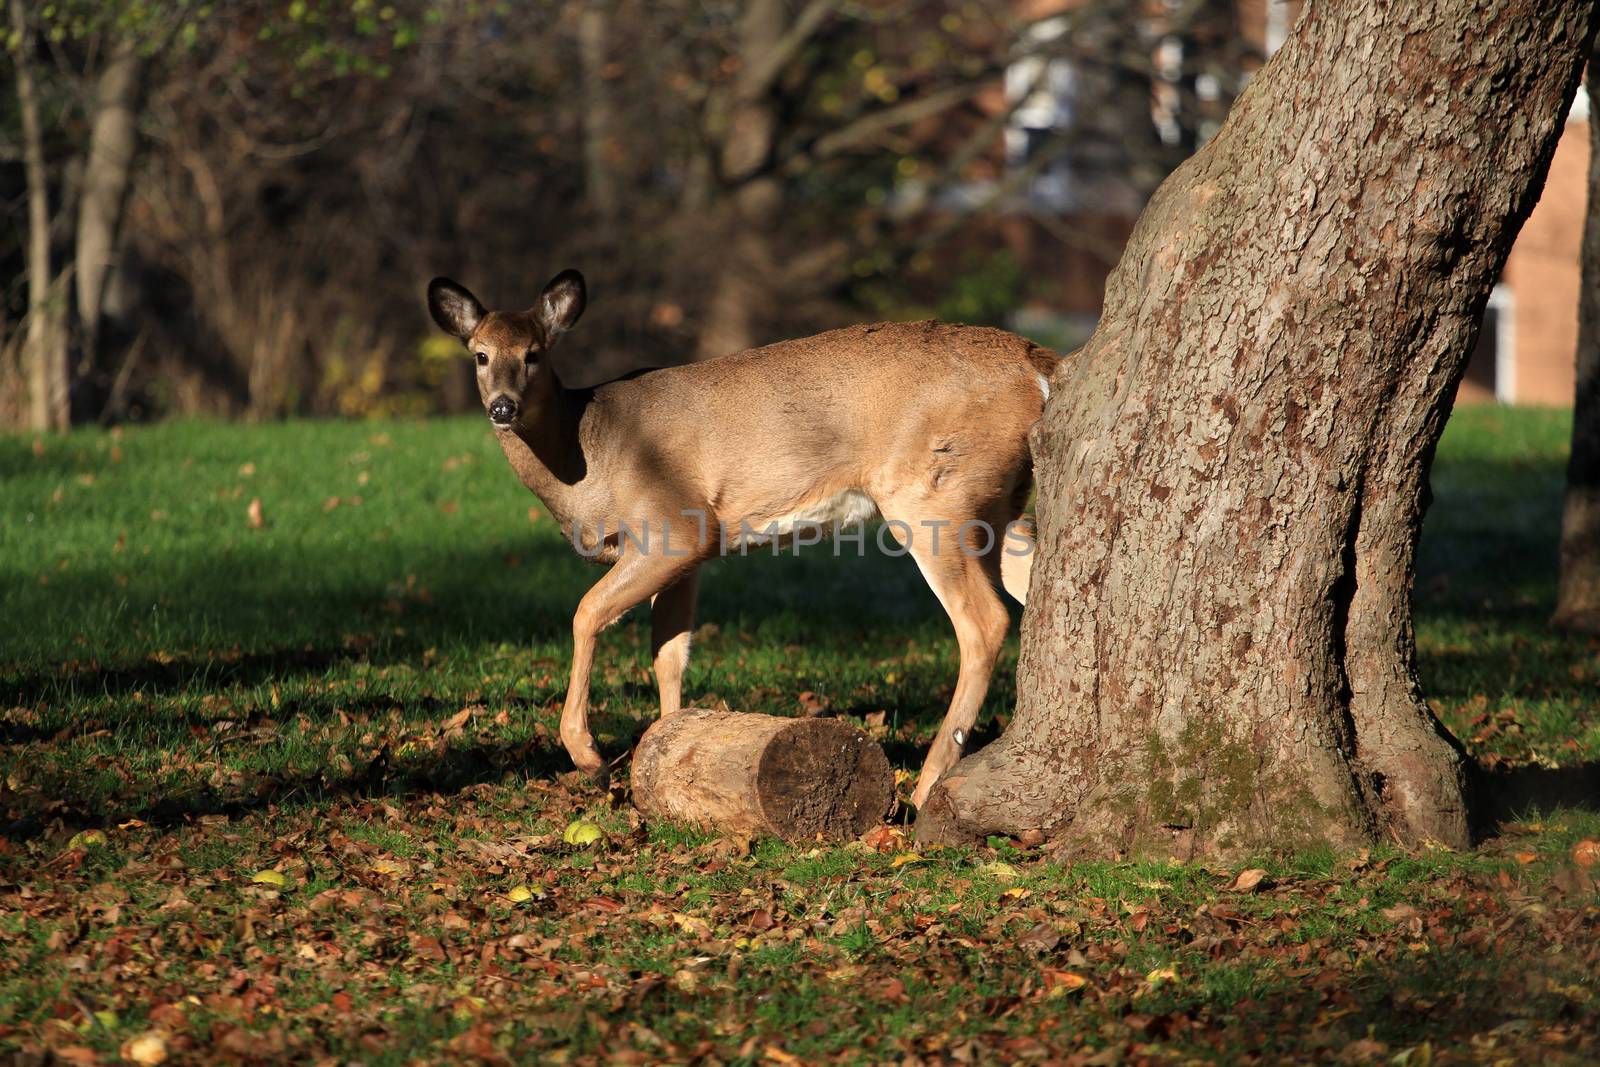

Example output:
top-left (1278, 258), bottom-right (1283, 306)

top-left (1460, 96), bottom-right (1589, 405)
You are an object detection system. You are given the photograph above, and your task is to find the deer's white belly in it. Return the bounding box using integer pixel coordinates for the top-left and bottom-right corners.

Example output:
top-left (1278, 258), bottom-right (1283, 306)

top-left (728, 488), bottom-right (880, 548)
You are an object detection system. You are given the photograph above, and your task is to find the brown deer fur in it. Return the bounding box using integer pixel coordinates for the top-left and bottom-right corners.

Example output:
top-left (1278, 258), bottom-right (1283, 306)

top-left (427, 270), bottom-right (1061, 807)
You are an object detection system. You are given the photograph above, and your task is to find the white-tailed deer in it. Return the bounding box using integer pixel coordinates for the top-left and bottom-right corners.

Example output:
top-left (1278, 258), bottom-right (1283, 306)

top-left (427, 270), bottom-right (1060, 807)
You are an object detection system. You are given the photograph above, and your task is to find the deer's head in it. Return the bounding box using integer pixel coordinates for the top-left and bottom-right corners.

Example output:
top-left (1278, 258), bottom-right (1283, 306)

top-left (426, 270), bottom-right (587, 429)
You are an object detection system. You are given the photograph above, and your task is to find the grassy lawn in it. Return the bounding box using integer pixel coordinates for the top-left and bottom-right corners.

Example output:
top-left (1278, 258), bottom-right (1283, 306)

top-left (1, 406), bottom-right (1597, 1064)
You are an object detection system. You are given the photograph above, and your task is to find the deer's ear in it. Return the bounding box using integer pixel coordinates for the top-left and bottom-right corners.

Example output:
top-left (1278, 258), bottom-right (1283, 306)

top-left (427, 277), bottom-right (485, 342)
top-left (536, 269), bottom-right (586, 342)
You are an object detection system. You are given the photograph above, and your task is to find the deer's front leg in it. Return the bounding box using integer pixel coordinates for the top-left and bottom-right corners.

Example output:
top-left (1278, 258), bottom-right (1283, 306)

top-left (560, 547), bottom-right (702, 789)
top-left (650, 566), bottom-right (700, 718)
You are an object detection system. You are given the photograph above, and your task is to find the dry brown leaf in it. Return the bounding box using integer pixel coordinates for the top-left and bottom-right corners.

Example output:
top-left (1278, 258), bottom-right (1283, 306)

top-left (1229, 868), bottom-right (1270, 892)
top-left (246, 498), bottom-right (265, 529)
top-left (859, 824), bottom-right (905, 853)
top-left (1016, 921), bottom-right (1061, 954)
top-left (1040, 969), bottom-right (1088, 996)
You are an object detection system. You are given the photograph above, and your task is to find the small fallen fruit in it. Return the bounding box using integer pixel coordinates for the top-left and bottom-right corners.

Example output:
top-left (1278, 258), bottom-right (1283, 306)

top-left (1573, 839), bottom-right (1599, 868)
top-left (122, 1032), bottom-right (168, 1065)
top-left (563, 820), bottom-right (605, 846)
top-left (68, 829), bottom-right (108, 850)
top-left (250, 869), bottom-right (290, 887)
top-left (506, 884), bottom-right (537, 903)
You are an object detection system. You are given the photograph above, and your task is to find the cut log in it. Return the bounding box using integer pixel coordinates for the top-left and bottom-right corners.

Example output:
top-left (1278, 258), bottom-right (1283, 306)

top-left (631, 709), bottom-right (893, 840)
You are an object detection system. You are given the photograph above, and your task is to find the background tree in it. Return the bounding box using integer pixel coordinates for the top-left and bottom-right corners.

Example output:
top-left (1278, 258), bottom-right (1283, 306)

top-left (8, 0), bottom-right (70, 430)
top-left (919, 0), bottom-right (1599, 856)
top-left (0, 0), bottom-right (1251, 426)
top-left (1555, 52), bottom-right (1600, 633)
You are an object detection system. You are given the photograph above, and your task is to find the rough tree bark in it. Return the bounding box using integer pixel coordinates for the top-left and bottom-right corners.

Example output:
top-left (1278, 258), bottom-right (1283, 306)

top-left (1554, 54), bottom-right (1600, 634)
top-left (10, 0), bottom-right (72, 431)
top-left (75, 44), bottom-right (145, 363)
top-left (919, 0), bottom-right (1599, 857)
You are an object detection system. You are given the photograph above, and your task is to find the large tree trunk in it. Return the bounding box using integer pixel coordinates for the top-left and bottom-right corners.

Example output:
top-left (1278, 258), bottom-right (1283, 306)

top-left (10, 0), bottom-right (72, 432)
top-left (75, 44), bottom-right (144, 364)
top-left (919, 0), bottom-right (1597, 857)
top-left (1555, 55), bottom-right (1600, 634)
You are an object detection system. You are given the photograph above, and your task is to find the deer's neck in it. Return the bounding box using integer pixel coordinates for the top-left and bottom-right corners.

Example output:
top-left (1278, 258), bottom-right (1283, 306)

top-left (497, 384), bottom-right (594, 516)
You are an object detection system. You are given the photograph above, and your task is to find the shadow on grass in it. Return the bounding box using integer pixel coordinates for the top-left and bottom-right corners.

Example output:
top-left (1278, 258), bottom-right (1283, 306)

top-left (1472, 762), bottom-right (1600, 826)
top-left (2, 729), bottom-right (582, 842)
top-left (0, 645), bottom-right (378, 725)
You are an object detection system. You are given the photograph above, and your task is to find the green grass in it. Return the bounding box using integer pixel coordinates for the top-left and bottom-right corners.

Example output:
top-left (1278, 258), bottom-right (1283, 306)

top-left (1, 407), bottom-right (1597, 1064)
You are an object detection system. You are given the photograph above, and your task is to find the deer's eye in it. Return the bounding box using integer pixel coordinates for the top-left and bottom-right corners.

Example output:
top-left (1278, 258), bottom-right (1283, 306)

top-left (475, 352), bottom-right (488, 367)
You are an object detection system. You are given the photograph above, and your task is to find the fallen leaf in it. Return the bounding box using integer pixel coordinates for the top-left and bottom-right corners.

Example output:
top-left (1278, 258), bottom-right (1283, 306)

top-left (670, 912), bottom-right (711, 936)
top-left (246, 498), bottom-right (265, 529)
top-left (890, 851), bottom-right (925, 868)
top-left (506, 885), bottom-right (539, 903)
top-left (81, 1011), bottom-right (120, 1036)
top-left (1146, 965), bottom-right (1179, 986)
top-left (979, 861), bottom-right (1023, 883)
top-left (250, 869), bottom-right (290, 887)
top-left (877, 977), bottom-right (908, 1003)
top-left (860, 824), bottom-right (906, 853)
top-left (1041, 969), bottom-right (1088, 996)
top-left (1229, 868), bottom-right (1270, 892)
top-left (1016, 921), bottom-right (1060, 954)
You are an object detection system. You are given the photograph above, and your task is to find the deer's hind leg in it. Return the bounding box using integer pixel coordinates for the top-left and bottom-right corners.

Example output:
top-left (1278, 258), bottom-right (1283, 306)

top-left (876, 489), bottom-right (1015, 810)
top-left (998, 468), bottom-right (1037, 606)
top-left (650, 565), bottom-right (701, 718)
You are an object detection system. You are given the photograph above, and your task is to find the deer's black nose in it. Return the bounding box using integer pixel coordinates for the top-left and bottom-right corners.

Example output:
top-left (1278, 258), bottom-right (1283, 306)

top-left (488, 397), bottom-right (518, 424)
